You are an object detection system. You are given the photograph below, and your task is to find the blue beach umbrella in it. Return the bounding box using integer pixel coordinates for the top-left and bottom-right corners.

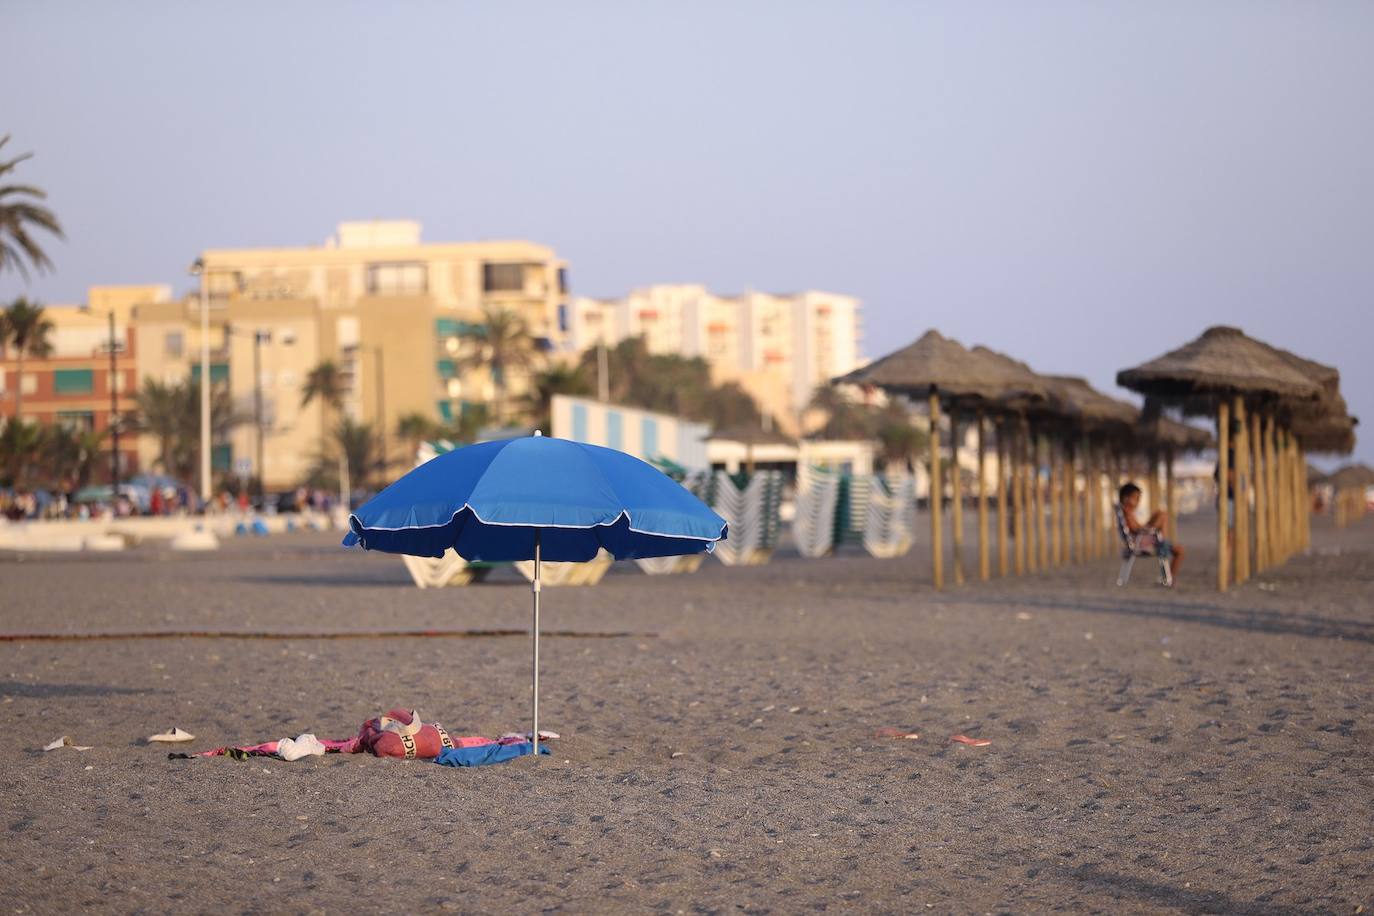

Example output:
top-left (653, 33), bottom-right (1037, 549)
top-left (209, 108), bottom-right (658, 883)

top-left (343, 432), bottom-right (727, 757)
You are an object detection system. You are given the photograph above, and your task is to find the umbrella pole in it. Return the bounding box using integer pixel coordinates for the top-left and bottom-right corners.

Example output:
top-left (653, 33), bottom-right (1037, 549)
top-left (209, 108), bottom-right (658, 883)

top-left (532, 530), bottom-right (541, 761)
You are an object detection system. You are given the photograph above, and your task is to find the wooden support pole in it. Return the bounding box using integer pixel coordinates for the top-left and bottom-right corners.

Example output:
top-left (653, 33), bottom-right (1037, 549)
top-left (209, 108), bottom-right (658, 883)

top-left (977, 412), bottom-right (990, 581)
top-left (1144, 450), bottom-right (1158, 533)
top-left (1251, 409), bottom-right (1267, 573)
top-left (1166, 451), bottom-right (1177, 544)
top-left (1264, 414), bottom-right (1279, 564)
top-left (1067, 442), bottom-right (1079, 564)
top-left (929, 393), bottom-right (944, 591)
top-left (996, 422), bottom-right (1009, 578)
top-left (950, 410), bottom-right (965, 586)
top-left (1034, 433), bottom-right (1048, 572)
top-left (1014, 422), bottom-right (1027, 575)
top-left (1217, 400), bottom-right (1231, 592)
top-left (1233, 397), bottom-right (1250, 584)
top-left (1080, 439), bottom-right (1092, 561)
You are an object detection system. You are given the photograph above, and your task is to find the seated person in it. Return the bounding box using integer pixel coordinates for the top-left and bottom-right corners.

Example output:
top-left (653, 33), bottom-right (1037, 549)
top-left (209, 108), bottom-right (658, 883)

top-left (1119, 483), bottom-right (1185, 582)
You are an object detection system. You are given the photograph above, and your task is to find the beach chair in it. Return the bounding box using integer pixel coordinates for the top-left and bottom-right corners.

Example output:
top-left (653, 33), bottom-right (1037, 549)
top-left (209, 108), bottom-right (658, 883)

top-left (1113, 503), bottom-right (1172, 588)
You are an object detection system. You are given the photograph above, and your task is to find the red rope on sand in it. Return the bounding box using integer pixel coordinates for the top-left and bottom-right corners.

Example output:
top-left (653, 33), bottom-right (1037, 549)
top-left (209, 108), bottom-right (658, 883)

top-left (0, 628), bottom-right (652, 642)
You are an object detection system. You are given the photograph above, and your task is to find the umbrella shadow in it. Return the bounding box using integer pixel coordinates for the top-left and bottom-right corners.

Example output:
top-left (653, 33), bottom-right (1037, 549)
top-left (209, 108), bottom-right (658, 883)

top-left (1060, 862), bottom-right (1321, 915)
top-left (0, 682), bottom-right (160, 699)
top-left (947, 593), bottom-right (1374, 644)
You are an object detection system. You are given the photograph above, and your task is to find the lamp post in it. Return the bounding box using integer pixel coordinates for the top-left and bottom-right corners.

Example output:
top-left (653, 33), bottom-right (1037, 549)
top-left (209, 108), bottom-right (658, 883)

top-left (223, 324), bottom-right (271, 500)
top-left (189, 258), bottom-right (211, 506)
top-left (80, 305), bottom-right (122, 496)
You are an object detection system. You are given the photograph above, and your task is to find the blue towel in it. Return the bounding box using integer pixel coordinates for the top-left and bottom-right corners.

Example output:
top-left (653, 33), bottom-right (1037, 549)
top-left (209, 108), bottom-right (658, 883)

top-left (432, 742), bottom-right (550, 768)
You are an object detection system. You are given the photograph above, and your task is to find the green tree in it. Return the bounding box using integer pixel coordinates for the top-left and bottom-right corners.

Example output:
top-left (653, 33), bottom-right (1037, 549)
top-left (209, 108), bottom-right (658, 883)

top-left (301, 360), bottom-right (347, 416)
top-left (333, 417), bottom-right (376, 491)
top-left (522, 363), bottom-right (592, 432)
top-left (134, 376), bottom-right (237, 482)
top-left (875, 403), bottom-right (928, 472)
top-left (0, 298), bottom-right (54, 419)
top-left (0, 136), bottom-right (64, 280)
top-left (0, 418), bottom-right (43, 488)
top-left (43, 423), bottom-right (106, 490)
top-left (394, 412), bottom-right (438, 463)
top-left (463, 306), bottom-right (539, 424)
top-left (578, 337), bottom-right (767, 430)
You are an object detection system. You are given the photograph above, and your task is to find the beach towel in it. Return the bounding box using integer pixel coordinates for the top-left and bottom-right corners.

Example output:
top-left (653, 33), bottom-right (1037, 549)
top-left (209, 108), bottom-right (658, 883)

top-left (433, 742), bottom-right (548, 767)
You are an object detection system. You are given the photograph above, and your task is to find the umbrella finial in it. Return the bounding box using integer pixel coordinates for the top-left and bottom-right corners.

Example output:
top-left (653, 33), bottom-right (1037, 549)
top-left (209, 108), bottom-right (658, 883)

top-left (534, 429), bottom-right (543, 437)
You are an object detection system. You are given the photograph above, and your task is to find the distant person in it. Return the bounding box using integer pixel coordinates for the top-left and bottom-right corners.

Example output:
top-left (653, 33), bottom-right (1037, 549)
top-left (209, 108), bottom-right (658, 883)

top-left (1119, 482), bottom-right (1184, 582)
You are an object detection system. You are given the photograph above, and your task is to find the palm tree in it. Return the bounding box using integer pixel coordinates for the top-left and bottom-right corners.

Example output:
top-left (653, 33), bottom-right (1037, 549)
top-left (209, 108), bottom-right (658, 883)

top-left (0, 299), bottom-right (54, 419)
top-left (0, 418), bottom-right (43, 488)
top-left (394, 412), bottom-right (438, 462)
top-left (0, 136), bottom-right (64, 280)
top-left (134, 376), bottom-right (237, 482)
top-left (333, 417), bottom-right (376, 492)
top-left (463, 306), bottom-right (539, 424)
top-left (301, 360), bottom-right (354, 506)
top-left (521, 363), bottom-right (592, 432)
top-left (43, 423), bottom-right (106, 490)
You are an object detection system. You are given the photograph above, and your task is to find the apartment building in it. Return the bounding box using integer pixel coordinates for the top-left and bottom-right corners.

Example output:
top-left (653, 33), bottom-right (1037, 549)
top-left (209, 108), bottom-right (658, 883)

top-left (568, 285), bottom-right (861, 433)
top-left (0, 287), bottom-right (162, 479)
top-left (128, 221), bottom-right (567, 490)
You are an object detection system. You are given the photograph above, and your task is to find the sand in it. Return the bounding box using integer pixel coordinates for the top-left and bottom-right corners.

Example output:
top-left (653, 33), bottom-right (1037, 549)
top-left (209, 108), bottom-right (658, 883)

top-left (1, 513), bottom-right (1371, 914)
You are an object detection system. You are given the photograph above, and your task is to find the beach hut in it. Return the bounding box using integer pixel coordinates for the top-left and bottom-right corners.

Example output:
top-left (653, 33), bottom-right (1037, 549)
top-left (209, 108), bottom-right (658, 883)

top-left (1118, 326), bottom-right (1323, 591)
top-left (838, 330), bottom-right (1045, 588)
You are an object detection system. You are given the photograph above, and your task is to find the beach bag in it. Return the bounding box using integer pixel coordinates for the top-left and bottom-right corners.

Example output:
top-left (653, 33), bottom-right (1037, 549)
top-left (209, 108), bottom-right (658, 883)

top-left (356, 709), bottom-right (455, 759)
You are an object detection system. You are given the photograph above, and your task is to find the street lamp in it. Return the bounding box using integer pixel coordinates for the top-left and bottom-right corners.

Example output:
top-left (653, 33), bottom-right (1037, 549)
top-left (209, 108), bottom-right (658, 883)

top-left (224, 324), bottom-right (271, 500)
top-left (79, 305), bottom-right (122, 497)
top-left (189, 258), bottom-right (210, 506)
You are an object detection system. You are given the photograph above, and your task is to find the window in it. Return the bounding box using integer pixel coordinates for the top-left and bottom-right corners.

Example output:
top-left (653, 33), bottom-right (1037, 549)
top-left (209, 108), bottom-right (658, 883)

top-left (366, 262), bottom-right (427, 295)
top-left (482, 263), bottom-right (524, 293)
top-left (207, 271), bottom-right (242, 298)
top-left (54, 369), bottom-right (95, 395)
top-left (641, 418), bottom-right (658, 458)
top-left (572, 403), bottom-right (588, 442)
top-left (165, 331), bottom-right (184, 358)
top-left (191, 363), bottom-right (230, 384)
top-left (557, 267), bottom-right (568, 294)
top-left (437, 359), bottom-right (457, 378)
top-left (606, 410), bottom-right (623, 450)
top-left (57, 410), bottom-right (95, 431)
top-left (211, 444), bottom-right (233, 472)
top-left (437, 401), bottom-right (454, 423)
top-left (21, 373), bottom-right (36, 395)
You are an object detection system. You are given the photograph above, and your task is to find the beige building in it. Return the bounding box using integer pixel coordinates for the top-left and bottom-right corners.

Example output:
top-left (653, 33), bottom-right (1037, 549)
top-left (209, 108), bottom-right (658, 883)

top-left (568, 285), bottom-right (862, 434)
top-left (127, 221), bottom-right (567, 490)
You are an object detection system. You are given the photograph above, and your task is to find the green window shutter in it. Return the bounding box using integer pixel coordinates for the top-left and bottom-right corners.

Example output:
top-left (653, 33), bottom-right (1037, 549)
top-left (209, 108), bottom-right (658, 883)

top-left (436, 318), bottom-right (459, 337)
top-left (211, 444), bottom-right (233, 471)
top-left (191, 363), bottom-right (229, 384)
top-left (437, 401), bottom-right (453, 423)
top-left (53, 369), bottom-right (95, 394)
top-left (437, 359), bottom-right (457, 378)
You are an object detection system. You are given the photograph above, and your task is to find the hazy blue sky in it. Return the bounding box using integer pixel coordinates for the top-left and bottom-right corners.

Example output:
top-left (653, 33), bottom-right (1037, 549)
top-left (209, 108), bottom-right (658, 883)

top-left (5, 2), bottom-right (1371, 461)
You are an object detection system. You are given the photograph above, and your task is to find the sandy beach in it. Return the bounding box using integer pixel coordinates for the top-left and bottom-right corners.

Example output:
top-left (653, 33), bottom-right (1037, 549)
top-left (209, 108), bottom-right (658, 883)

top-left (1, 513), bottom-right (1371, 914)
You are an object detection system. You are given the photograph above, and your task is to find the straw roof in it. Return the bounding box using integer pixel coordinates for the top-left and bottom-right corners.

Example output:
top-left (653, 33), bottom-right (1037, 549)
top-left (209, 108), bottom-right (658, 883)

top-left (838, 330), bottom-right (1047, 404)
top-left (1137, 415), bottom-right (1214, 453)
top-left (1326, 463), bottom-right (1374, 489)
top-left (707, 423), bottom-right (797, 447)
top-left (1039, 375), bottom-right (1139, 429)
top-left (1117, 326), bottom-right (1322, 403)
top-left (1290, 413), bottom-right (1358, 456)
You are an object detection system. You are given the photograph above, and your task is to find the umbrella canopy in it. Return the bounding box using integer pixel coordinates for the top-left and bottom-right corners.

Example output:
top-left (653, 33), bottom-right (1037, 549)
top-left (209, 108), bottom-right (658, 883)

top-left (345, 435), bottom-right (727, 561)
top-left (1137, 414), bottom-right (1214, 453)
top-left (343, 433), bottom-right (727, 760)
top-left (838, 330), bottom-right (1047, 404)
top-left (1117, 326), bottom-right (1322, 404)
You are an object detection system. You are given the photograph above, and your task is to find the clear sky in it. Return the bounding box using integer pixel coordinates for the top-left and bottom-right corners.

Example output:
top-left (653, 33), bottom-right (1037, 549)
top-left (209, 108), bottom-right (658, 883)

top-left (5, 2), bottom-right (1371, 462)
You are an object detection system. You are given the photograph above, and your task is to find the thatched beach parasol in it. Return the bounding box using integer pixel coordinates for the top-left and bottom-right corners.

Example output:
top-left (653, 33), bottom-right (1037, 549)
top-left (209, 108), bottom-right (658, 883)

top-left (838, 330), bottom-right (1047, 589)
top-left (1119, 326), bottom-right (1331, 590)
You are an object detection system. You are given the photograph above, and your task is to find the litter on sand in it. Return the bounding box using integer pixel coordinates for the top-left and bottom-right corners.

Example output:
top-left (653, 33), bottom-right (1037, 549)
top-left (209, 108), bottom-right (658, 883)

top-left (874, 727), bottom-right (921, 740)
top-left (43, 736), bottom-right (92, 752)
top-left (168, 708), bottom-right (554, 767)
top-left (950, 734), bottom-right (991, 747)
top-left (147, 727), bottom-right (196, 743)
